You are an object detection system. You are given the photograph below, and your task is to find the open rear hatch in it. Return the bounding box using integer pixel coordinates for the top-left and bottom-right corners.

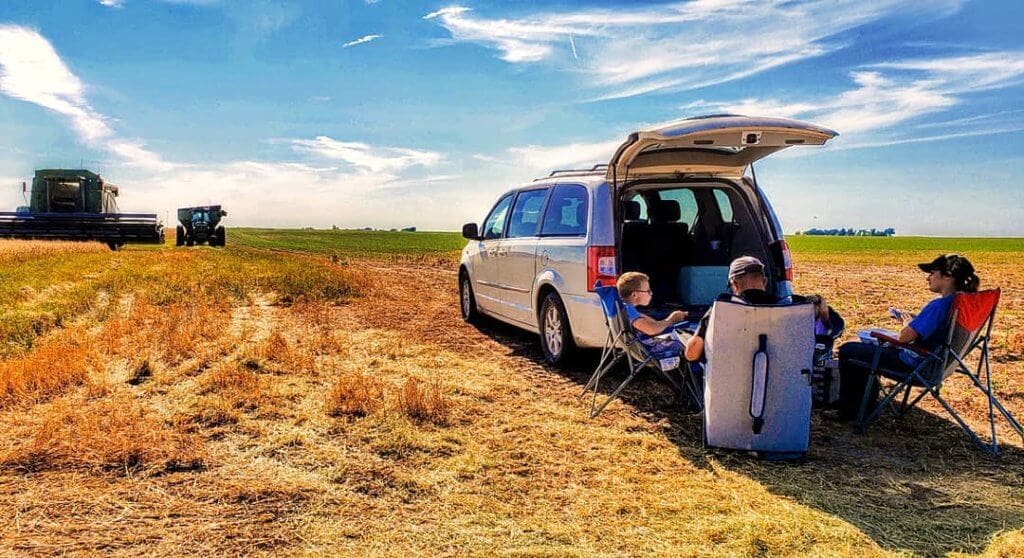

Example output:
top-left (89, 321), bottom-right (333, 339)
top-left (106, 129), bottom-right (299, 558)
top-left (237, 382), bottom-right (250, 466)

top-left (607, 114), bottom-right (838, 183)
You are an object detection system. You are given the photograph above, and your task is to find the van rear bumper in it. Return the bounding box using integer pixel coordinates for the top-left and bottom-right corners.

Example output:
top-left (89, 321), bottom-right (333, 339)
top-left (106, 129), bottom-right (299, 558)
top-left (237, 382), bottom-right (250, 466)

top-left (564, 293), bottom-right (607, 349)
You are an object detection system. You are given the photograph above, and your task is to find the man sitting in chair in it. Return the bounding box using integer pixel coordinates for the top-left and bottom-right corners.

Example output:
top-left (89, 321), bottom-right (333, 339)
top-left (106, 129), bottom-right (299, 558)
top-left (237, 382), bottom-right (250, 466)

top-left (684, 256), bottom-right (780, 362)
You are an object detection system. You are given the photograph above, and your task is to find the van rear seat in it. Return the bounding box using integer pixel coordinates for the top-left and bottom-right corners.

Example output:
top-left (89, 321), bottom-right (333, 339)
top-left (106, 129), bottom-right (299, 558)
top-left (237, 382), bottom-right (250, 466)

top-left (620, 200), bottom-right (647, 272)
top-left (644, 200), bottom-right (691, 302)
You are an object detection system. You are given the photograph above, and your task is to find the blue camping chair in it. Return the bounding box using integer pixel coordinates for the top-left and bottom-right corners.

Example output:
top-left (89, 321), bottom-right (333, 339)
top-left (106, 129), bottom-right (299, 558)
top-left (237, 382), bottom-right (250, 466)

top-left (579, 283), bottom-right (700, 418)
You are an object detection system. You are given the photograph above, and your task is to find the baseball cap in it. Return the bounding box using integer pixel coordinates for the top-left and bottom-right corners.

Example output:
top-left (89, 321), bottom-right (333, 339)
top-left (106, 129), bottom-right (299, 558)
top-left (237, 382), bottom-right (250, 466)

top-left (918, 253), bottom-right (973, 276)
top-left (728, 256), bottom-right (765, 282)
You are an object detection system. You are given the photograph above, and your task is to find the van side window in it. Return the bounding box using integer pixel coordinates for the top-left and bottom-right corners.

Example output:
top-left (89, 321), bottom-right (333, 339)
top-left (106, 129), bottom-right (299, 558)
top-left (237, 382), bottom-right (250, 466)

top-left (713, 189), bottom-right (734, 222)
top-left (482, 194), bottom-right (513, 240)
top-left (655, 188), bottom-right (698, 227)
top-left (506, 188), bottom-right (549, 238)
top-left (540, 184), bottom-right (588, 236)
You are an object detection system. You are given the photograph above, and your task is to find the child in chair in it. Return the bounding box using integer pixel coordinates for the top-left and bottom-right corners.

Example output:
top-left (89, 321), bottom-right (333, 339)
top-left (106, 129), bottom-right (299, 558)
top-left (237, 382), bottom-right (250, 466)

top-left (806, 294), bottom-right (832, 336)
top-left (616, 272), bottom-right (687, 337)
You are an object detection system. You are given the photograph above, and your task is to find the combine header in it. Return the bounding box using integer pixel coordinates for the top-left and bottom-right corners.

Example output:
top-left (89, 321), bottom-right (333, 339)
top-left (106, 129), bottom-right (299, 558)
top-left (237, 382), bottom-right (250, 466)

top-left (176, 205), bottom-right (227, 247)
top-left (0, 169), bottom-right (164, 250)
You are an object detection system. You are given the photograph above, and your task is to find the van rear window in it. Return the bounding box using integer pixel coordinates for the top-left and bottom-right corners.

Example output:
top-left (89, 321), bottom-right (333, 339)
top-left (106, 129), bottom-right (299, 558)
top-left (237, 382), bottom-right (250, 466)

top-left (541, 185), bottom-right (588, 236)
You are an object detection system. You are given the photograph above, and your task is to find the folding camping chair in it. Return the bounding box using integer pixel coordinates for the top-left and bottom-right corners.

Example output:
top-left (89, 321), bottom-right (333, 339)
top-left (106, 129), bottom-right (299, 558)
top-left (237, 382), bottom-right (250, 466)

top-left (702, 299), bottom-right (816, 455)
top-left (579, 283), bottom-right (701, 418)
top-left (855, 288), bottom-right (1024, 455)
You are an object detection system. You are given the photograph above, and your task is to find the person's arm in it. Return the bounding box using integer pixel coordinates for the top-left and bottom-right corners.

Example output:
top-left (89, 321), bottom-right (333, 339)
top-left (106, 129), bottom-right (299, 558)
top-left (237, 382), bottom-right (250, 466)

top-left (898, 298), bottom-right (946, 345)
top-left (631, 310), bottom-right (686, 336)
top-left (897, 315), bottom-right (919, 344)
top-left (684, 335), bottom-right (704, 362)
top-left (684, 312), bottom-right (710, 362)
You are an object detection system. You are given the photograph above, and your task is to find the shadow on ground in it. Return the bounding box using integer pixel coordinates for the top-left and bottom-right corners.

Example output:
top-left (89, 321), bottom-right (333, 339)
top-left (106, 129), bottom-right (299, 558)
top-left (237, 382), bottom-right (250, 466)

top-left (472, 317), bottom-right (1024, 557)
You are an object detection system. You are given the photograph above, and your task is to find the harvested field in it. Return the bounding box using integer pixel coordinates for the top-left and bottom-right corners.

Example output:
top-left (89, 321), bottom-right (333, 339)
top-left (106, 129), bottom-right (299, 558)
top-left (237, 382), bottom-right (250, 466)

top-left (0, 233), bottom-right (1021, 557)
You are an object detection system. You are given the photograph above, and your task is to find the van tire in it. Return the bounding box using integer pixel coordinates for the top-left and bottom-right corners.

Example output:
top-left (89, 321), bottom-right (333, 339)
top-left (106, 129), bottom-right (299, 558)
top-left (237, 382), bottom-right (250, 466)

top-left (539, 292), bottom-right (576, 366)
top-left (459, 273), bottom-right (480, 324)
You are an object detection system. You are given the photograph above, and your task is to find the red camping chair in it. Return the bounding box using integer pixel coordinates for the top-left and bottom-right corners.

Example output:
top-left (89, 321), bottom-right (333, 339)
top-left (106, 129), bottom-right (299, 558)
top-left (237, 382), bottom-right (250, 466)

top-left (854, 289), bottom-right (1023, 455)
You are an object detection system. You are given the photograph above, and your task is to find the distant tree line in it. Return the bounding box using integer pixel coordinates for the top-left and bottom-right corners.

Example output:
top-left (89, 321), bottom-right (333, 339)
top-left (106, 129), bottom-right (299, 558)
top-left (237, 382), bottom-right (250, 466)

top-left (330, 226), bottom-right (418, 232)
top-left (795, 227), bottom-right (895, 237)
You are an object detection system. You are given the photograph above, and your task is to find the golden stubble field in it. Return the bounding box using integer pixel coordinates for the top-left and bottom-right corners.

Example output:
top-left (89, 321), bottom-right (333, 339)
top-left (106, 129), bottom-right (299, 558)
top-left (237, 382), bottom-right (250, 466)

top-left (0, 238), bottom-right (1021, 557)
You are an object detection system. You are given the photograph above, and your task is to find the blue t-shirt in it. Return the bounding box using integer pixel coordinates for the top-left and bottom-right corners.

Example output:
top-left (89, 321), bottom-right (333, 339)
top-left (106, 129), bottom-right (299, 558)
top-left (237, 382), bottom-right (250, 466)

top-left (900, 293), bottom-right (955, 366)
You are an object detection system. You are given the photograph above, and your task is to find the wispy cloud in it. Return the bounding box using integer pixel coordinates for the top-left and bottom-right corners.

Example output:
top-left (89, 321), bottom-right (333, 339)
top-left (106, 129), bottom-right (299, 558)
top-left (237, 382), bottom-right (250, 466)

top-left (99, 0), bottom-right (124, 7)
top-left (343, 34), bottom-right (382, 48)
top-left (507, 139), bottom-right (622, 172)
top-left (291, 136), bottom-right (442, 173)
top-left (681, 51), bottom-right (1024, 145)
top-left (0, 25), bottom-right (172, 171)
top-left (425, 1), bottom-right (965, 99)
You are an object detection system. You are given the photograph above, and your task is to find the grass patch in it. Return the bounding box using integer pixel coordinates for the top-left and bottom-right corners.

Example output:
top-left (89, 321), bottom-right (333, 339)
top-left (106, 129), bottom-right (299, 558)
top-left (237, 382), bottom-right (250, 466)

top-left (231, 228), bottom-right (465, 258)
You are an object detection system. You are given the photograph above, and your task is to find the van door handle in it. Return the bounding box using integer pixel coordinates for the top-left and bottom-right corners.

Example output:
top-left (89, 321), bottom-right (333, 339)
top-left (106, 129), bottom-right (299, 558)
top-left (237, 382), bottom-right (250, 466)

top-left (487, 248), bottom-right (497, 257)
top-left (497, 248), bottom-right (508, 257)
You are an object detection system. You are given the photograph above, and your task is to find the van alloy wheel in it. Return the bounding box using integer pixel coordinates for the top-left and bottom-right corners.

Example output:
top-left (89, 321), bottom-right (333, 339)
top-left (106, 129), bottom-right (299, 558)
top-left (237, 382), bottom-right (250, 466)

top-left (544, 304), bottom-right (563, 358)
top-left (460, 274), bottom-right (479, 323)
top-left (539, 292), bottom-right (576, 366)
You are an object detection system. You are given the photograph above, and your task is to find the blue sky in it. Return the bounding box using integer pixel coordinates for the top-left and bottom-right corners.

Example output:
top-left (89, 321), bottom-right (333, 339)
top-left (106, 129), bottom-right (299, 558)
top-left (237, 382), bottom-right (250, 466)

top-left (0, 0), bottom-right (1022, 234)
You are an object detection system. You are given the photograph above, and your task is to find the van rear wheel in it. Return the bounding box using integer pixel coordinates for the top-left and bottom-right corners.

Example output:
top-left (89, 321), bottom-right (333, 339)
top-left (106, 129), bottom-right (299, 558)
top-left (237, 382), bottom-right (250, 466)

top-left (539, 292), bottom-right (576, 366)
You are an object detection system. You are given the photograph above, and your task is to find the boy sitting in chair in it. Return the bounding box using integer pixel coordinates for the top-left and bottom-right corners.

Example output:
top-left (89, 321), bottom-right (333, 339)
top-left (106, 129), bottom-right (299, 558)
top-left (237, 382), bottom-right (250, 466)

top-left (616, 272), bottom-right (687, 337)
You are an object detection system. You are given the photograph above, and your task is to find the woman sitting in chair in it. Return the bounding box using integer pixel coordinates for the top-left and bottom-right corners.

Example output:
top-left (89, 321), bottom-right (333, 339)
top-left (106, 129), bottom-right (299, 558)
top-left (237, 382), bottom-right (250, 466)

top-left (837, 253), bottom-right (980, 420)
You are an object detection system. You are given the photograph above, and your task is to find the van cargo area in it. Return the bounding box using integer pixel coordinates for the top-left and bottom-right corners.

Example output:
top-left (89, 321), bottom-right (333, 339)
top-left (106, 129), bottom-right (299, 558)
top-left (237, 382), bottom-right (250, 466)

top-left (619, 181), bottom-right (775, 317)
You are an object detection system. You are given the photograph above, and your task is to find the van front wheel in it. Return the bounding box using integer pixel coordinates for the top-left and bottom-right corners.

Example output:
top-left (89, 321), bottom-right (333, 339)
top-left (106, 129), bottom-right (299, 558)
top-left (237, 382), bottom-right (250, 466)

top-left (539, 292), bottom-right (576, 366)
top-left (460, 273), bottom-right (480, 324)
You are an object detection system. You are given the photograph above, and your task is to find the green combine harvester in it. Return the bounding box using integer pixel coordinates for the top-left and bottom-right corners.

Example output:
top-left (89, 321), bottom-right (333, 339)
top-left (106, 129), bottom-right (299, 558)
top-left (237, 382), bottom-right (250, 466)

top-left (176, 205), bottom-right (227, 247)
top-left (0, 169), bottom-right (164, 250)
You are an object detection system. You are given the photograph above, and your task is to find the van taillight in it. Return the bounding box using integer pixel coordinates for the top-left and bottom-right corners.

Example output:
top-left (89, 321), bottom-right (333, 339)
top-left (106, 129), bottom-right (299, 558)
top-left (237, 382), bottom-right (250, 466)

top-left (587, 246), bottom-right (617, 291)
top-left (776, 239), bottom-right (794, 282)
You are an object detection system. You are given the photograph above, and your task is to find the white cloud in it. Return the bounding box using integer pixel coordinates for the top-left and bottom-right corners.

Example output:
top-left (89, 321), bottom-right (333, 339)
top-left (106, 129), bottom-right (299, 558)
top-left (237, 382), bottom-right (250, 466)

top-left (0, 25), bottom-right (113, 143)
top-left (343, 34), bottom-right (382, 48)
top-left (0, 25), bottom-right (173, 171)
top-left (507, 139), bottom-right (621, 171)
top-left (111, 159), bottom-right (485, 230)
top-left (425, 1), bottom-right (965, 99)
top-left (99, 0), bottom-right (124, 7)
top-left (682, 51), bottom-right (1024, 144)
top-left (291, 136), bottom-right (442, 173)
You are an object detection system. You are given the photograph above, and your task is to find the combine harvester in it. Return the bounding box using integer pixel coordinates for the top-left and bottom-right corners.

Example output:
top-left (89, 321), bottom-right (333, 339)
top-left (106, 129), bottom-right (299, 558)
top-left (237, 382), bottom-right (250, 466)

top-left (0, 169), bottom-right (164, 250)
top-left (176, 205), bottom-right (227, 247)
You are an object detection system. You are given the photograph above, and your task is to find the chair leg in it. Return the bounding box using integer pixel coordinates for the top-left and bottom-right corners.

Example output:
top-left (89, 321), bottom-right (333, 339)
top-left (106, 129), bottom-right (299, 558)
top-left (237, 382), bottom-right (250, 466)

top-left (580, 345), bottom-right (618, 400)
top-left (958, 354), bottom-right (1024, 445)
top-left (859, 377), bottom-right (909, 431)
top-left (855, 371), bottom-right (879, 431)
top-left (589, 357), bottom-right (652, 418)
top-left (984, 346), bottom-right (999, 453)
top-left (897, 384), bottom-right (912, 417)
top-left (925, 384), bottom-right (994, 455)
top-left (684, 363), bottom-right (704, 412)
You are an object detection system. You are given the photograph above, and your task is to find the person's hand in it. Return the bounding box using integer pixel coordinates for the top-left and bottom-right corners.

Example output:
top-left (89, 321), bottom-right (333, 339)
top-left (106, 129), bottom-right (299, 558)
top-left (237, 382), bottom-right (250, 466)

top-left (667, 310), bottom-right (687, 323)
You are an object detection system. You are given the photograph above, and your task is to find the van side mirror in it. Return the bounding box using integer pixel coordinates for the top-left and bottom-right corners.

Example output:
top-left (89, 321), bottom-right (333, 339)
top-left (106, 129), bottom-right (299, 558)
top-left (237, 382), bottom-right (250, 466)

top-left (462, 223), bottom-right (480, 240)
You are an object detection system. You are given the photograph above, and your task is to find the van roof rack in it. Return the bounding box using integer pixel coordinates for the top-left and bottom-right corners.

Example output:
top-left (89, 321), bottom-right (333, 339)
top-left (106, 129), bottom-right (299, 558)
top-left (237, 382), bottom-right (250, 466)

top-left (534, 164), bottom-right (608, 181)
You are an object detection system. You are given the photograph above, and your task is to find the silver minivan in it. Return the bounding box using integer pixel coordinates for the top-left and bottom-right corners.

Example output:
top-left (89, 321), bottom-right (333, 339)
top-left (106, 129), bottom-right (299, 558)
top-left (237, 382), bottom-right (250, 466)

top-left (458, 115), bottom-right (838, 364)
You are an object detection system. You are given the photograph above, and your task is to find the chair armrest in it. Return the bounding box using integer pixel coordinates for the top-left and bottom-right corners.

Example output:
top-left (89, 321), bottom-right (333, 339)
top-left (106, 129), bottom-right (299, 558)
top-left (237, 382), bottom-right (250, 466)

top-left (869, 332), bottom-right (930, 356)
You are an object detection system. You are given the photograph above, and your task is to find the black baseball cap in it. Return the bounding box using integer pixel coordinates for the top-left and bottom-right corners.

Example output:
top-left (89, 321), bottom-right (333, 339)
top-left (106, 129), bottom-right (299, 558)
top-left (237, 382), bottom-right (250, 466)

top-left (918, 253), bottom-right (974, 277)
